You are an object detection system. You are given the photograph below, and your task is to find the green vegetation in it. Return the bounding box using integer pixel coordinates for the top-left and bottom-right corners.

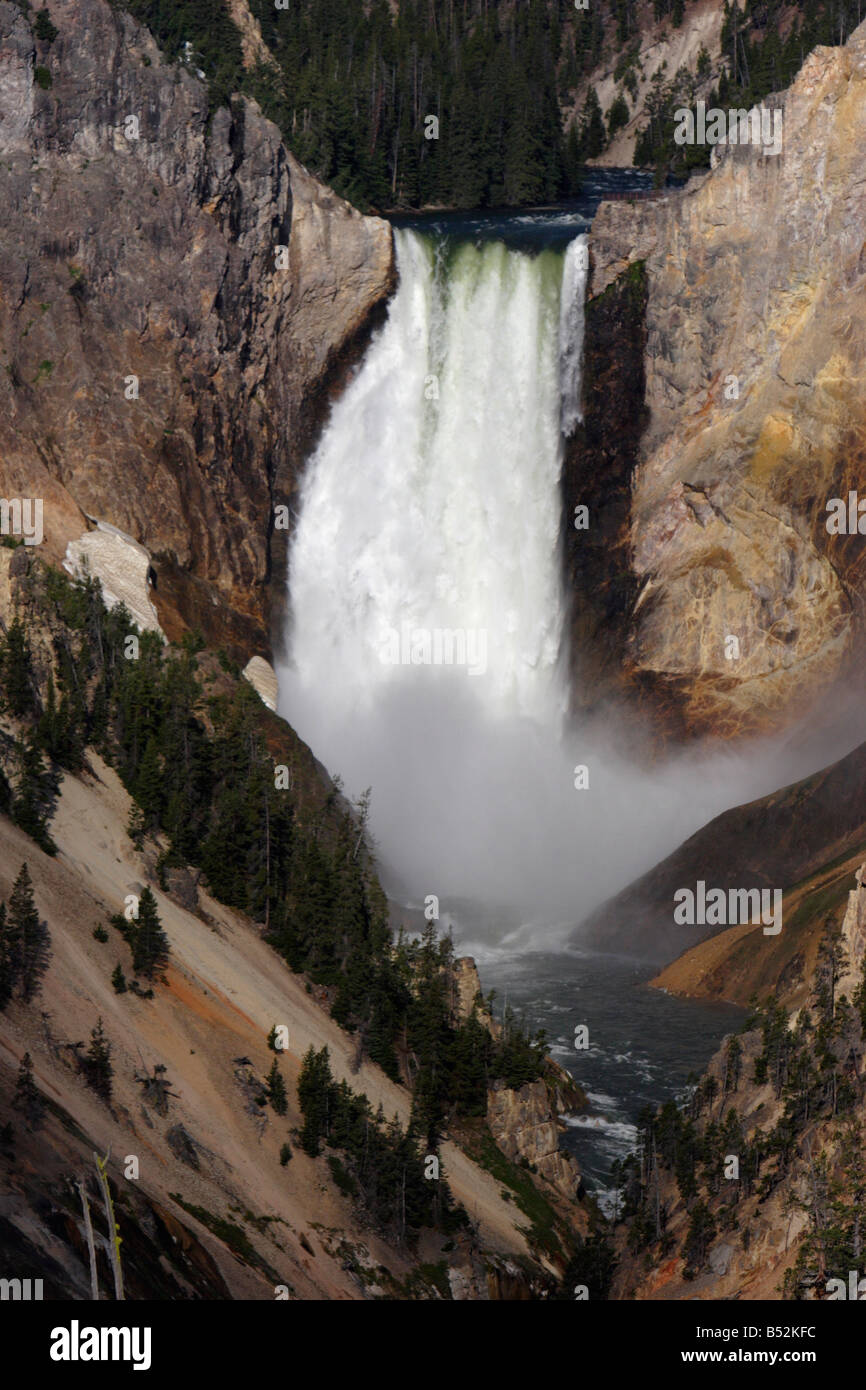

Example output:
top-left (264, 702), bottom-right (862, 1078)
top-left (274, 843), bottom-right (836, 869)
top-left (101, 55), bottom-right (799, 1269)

top-left (297, 1043), bottom-right (468, 1243)
top-left (114, 0), bottom-right (601, 209)
top-left (12, 1050), bottom-right (44, 1130)
top-left (42, 0), bottom-right (866, 208)
top-left (0, 561), bottom-right (545, 1117)
top-left (471, 1126), bottom-right (562, 1257)
top-left (265, 1058), bottom-right (288, 1116)
top-left (555, 1231), bottom-right (617, 1300)
top-left (33, 8), bottom-right (58, 43)
top-left (119, 0), bottom-right (243, 112)
top-left (81, 1016), bottom-right (113, 1102)
top-left (0, 863), bottom-right (51, 1009)
top-left (168, 1194), bottom-right (281, 1281)
top-left (635, 0), bottom-right (866, 177)
top-left (34, 65), bottom-right (52, 90)
top-left (130, 886), bottom-right (170, 979)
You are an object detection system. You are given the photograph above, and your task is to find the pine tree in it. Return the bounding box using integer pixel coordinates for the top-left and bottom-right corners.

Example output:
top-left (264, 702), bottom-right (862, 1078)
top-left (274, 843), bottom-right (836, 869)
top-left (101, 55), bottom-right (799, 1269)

top-left (1, 617), bottom-right (34, 717)
top-left (9, 863), bottom-right (50, 1002)
top-left (131, 886), bottom-right (170, 980)
top-left (298, 1045), bottom-right (333, 1155)
top-left (33, 8), bottom-right (59, 43)
top-left (12, 739), bottom-right (59, 854)
top-left (0, 902), bottom-right (17, 1010)
top-left (580, 87), bottom-right (606, 159)
top-left (266, 1058), bottom-right (288, 1116)
top-left (111, 963), bottom-right (127, 994)
top-left (684, 1199), bottom-right (716, 1270)
top-left (12, 1050), bottom-right (44, 1129)
top-left (134, 736), bottom-right (164, 829)
top-left (83, 1017), bottom-right (113, 1102)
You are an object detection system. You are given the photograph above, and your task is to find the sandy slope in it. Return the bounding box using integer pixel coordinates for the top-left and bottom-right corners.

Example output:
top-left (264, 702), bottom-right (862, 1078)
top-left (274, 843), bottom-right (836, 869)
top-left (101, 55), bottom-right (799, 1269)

top-left (578, 0), bottom-right (726, 166)
top-left (0, 754), bottom-right (533, 1298)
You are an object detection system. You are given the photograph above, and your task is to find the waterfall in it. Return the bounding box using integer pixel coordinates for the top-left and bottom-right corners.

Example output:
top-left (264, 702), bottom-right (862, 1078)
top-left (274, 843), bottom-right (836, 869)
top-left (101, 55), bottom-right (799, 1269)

top-left (281, 228), bottom-right (580, 728)
top-left (559, 237), bottom-right (589, 438)
top-left (276, 224), bottom-right (804, 943)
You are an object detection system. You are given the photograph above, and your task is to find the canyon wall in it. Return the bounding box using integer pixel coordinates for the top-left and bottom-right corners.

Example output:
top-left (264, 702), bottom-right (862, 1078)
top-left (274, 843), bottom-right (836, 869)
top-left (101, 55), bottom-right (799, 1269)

top-left (580, 737), bottom-right (866, 964)
top-left (0, 0), bottom-right (394, 661)
top-left (573, 22), bottom-right (866, 736)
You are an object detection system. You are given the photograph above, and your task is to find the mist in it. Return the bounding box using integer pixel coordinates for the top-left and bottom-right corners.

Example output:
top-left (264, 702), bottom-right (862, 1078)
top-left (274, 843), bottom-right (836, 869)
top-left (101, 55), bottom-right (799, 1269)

top-left (277, 655), bottom-right (863, 956)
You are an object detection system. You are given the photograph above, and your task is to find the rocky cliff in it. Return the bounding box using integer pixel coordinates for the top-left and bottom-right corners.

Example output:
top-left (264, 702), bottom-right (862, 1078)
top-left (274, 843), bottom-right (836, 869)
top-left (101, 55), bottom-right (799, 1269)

top-left (0, 0), bottom-right (393, 662)
top-left (487, 1075), bottom-right (586, 1206)
top-left (611, 888), bottom-right (866, 1301)
top-left (450, 958), bottom-right (588, 1214)
top-left (571, 22), bottom-right (866, 736)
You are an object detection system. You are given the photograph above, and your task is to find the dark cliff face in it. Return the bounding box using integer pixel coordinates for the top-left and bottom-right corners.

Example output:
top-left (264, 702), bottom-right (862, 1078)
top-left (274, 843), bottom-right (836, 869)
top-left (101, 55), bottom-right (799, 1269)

top-left (0, 0), bottom-right (393, 660)
top-left (561, 260), bottom-right (648, 723)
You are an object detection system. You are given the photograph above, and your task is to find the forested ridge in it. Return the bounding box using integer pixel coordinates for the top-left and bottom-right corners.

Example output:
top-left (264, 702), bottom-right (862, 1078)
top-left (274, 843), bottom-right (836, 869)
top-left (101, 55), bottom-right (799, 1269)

top-left (111, 0), bottom-right (866, 209)
top-left (636, 0), bottom-right (866, 175)
top-left (0, 553), bottom-right (552, 1238)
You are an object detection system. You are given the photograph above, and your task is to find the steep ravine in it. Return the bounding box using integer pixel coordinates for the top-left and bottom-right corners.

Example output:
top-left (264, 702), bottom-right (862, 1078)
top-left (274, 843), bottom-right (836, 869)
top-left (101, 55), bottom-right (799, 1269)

top-left (0, 550), bottom-right (588, 1299)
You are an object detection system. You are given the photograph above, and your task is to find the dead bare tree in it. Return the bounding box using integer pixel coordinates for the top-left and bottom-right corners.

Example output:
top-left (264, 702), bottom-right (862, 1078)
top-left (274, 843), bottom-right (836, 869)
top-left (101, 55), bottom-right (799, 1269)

top-left (77, 1179), bottom-right (99, 1300)
top-left (93, 1151), bottom-right (124, 1301)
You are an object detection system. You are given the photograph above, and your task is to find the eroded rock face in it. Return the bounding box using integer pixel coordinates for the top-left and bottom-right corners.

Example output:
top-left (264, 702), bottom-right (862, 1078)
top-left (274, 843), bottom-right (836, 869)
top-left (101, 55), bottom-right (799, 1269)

top-left (578, 23), bottom-right (866, 736)
top-left (838, 864), bottom-right (866, 1001)
top-left (487, 1078), bottom-right (582, 1202)
top-left (0, 0), bottom-right (393, 660)
top-left (451, 956), bottom-right (499, 1037)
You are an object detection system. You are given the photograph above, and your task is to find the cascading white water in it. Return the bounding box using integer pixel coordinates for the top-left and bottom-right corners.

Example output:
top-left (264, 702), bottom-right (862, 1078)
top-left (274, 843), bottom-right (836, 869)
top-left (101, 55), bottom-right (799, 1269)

top-left (277, 223), bottom-right (843, 949)
top-left (559, 237), bottom-right (589, 439)
top-left (283, 229), bottom-right (577, 727)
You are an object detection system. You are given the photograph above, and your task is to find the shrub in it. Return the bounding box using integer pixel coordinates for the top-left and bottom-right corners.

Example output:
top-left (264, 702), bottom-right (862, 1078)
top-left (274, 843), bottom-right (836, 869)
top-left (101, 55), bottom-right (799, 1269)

top-left (34, 9), bottom-right (58, 43)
